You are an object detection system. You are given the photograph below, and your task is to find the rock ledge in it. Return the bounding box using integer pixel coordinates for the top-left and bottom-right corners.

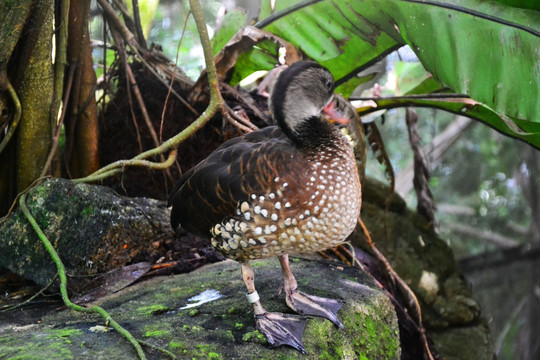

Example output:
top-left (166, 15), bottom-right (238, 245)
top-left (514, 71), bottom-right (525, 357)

top-left (0, 258), bottom-right (400, 359)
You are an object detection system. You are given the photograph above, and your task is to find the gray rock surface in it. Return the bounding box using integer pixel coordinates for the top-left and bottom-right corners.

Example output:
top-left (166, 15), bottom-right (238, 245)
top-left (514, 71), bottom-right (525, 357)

top-left (0, 258), bottom-right (400, 359)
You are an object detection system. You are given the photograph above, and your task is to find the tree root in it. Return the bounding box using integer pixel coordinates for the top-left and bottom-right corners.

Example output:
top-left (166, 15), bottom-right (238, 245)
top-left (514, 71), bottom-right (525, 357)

top-left (75, 0), bottom-right (222, 185)
top-left (20, 193), bottom-right (151, 359)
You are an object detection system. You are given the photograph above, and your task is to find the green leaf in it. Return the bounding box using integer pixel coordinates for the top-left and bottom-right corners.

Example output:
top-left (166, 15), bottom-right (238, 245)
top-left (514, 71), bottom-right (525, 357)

top-left (405, 77), bottom-right (446, 96)
top-left (355, 0), bottom-right (540, 122)
top-left (209, 0), bottom-right (540, 146)
top-left (258, 0), bottom-right (401, 81)
top-left (95, 48), bottom-right (117, 80)
top-left (394, 62), bottom-right (445, 95)
top-left (492, 0), bottom-right (540, 11)
top-left (356, 95), bottom-right (540, 148)
top-left (336, 73), bottom-right (378, 98)
top-left (229, 42), bottom-right (279, 85)
top-left (511, 117), bottom-right (540, 135)
top-left (211, 8), bottom-right (247, 55)
top-left (126, 0), bottom-right (159, 38)
top-left (256, 0), bottom-right (539, 122)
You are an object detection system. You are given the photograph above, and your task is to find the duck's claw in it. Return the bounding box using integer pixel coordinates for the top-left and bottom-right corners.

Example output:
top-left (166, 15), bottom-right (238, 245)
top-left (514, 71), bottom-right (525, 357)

top-left (255, 312), bottom-right (310, 354)
top-left (286, 290), bottom-right (344, 329)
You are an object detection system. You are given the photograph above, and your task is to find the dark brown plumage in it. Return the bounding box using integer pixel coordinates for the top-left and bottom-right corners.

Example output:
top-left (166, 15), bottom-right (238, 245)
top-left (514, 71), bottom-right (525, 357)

top-left (168, 61), bottom-right (361, 352)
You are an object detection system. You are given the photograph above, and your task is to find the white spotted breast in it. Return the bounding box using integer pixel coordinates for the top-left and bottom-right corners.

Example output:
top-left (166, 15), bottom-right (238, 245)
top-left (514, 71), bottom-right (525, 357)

top-left (210, 129), bottom-right (361, 262)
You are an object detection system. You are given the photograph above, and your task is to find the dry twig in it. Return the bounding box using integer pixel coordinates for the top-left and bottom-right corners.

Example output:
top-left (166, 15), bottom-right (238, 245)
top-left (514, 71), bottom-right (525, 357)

top-left (357, 217), bottom-right (435, 360)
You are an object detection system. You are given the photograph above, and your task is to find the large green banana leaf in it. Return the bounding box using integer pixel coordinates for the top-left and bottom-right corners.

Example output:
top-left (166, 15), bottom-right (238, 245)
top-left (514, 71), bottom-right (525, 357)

top-left (212, 0), bottom-right (540, 148)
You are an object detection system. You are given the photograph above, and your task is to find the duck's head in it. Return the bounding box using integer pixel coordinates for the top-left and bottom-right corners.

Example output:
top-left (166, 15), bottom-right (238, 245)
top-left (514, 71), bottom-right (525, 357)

top-left (268, 61), bottom-right (347, 145)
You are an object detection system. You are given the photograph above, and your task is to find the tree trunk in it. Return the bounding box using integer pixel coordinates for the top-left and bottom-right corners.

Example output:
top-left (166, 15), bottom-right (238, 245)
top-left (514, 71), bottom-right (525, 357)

top-left (14, 0), bottom-right (54, 192)
top-left (0, 1), bottom-right (33, 71)
top-left (65, 0), bottom-right (100, 178)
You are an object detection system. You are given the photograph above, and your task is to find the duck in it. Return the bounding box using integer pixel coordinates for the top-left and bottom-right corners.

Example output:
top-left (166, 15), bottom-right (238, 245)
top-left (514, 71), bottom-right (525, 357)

top-left (168, 61), bottom-right (362, 353)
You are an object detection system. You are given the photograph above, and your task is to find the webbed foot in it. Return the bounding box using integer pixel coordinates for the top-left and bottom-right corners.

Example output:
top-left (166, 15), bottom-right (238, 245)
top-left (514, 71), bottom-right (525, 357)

top-left (285, 290), bottom-right (344, 329)
top-left (255, 312), bottom-right (310, 354)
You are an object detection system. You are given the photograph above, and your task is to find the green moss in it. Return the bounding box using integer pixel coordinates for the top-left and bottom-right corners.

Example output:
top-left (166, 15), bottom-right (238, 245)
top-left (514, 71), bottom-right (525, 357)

top-left (301, 297), bottom-right (400, 360)
top-left (234, 322), bottom-right (244, 330)
top-left (275, 354), bottom-right (298, 360)
top-left (195, 344), bottom-right (213, 351)
top-left (169, 286), bottom-right (200, 299)
top-left (304, 319), bottom-right (343, 360)
top-left (1, 333), bottom-right (75, 360)
top-left (81, 206), bottom-right (94, 216)
top-left (137, 304), bottom-right (168, 315)
top-left (169, 340), bottom-right (187, 351)
top-left (144, 329), bottom-right (171, 338)
top-left (44, 328), bottom-right (83, 346)
top-left (153, 292), bottom-right (167, 301)
top-left (36, 184), bottom-right (47, 196)
top-left (143, 323), bottom-right (173, 340)
top-left (320, 349), bottom-right (343, 360)
top-left (36, 214), bottom-right (50, 229)
top-left (224, 330), bottom-right (235, 342)
top-left (189, 308), bottom-right (200, 317)
top-left (360, 315), bottom-right (400, 359)
top-left (45, 341), bottom-right (74, 358)
top-left (242, 330), bottom-right (267, 344)
top-left (193, 344), bottom-right (222, 359)
top-left (182, 324), bottom-right (203, 333)
top-left (45, 328), bottom-right (83, 339)
top-left (345, 305), bottom-right (400, 359)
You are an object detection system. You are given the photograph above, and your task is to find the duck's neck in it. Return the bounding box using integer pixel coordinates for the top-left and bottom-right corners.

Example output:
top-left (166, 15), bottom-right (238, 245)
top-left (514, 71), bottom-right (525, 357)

top-left (281, 116), bottom-right (340, 150)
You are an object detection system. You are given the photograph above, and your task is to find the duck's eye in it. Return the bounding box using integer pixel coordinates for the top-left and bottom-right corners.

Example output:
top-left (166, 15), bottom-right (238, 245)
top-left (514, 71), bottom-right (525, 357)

top-left (325, 79), bottom-right (333, 90)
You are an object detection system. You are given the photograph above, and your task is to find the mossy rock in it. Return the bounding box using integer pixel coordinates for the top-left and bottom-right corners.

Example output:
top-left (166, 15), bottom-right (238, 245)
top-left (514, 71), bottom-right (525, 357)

top-left (352, 177), bottom-right (494, 359)
top-left (0, 178), bottom-right (173, 292)
top-left (0, 258), bottom-right (400, 359)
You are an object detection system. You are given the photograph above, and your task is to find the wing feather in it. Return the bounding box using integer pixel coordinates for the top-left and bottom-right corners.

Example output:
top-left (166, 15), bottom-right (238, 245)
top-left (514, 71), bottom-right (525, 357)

top-left (169, 126), bottom-right (307, 237)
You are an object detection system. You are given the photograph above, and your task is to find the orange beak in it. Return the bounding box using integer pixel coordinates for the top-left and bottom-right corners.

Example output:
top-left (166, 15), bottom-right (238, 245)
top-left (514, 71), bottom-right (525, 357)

top-left (323, 101), bottom-right (349, 125)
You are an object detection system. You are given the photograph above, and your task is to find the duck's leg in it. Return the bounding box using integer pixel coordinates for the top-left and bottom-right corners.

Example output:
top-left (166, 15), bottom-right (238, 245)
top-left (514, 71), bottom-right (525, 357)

top-left (241, 262), bottom-right (309, 353)
top-left (278, 254), bottom-right (344, 329)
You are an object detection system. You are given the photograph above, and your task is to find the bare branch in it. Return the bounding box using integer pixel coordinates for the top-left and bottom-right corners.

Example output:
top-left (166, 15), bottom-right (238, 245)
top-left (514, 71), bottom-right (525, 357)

top-left (405, 107), bottom-right (437, 231)
top-left (446, 222), bottom-right (519, 248)
top-left (396, 115), bottom-right (472, 195)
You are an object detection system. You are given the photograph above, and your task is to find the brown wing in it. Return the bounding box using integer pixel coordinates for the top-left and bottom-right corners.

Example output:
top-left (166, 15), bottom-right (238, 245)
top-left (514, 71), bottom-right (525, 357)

top-left (168, 126), bottom-right (306, 237)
